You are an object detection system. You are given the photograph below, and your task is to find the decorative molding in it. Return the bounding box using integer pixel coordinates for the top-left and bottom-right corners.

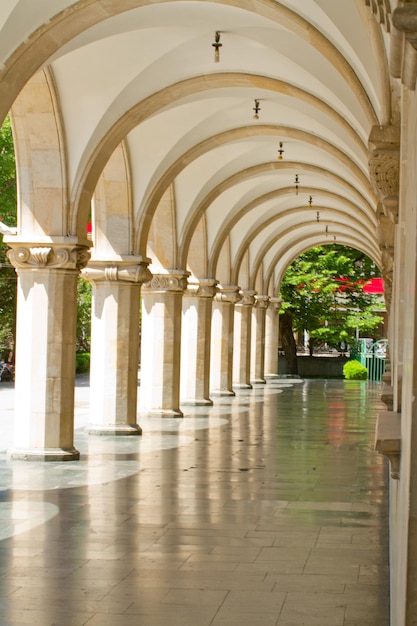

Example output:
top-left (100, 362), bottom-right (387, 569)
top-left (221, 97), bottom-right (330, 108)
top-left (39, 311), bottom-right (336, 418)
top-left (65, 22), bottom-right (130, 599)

top-left (254, 295), bottom-right (270, 309)
top-left (214, 285), bottom-right (242, 304)
top-left (143, 271), bottom-right (189, 293)
top-left (364, 0), bottom-right (392, 32)
top-left (238, 290), bottom-right (257, 307)
top-left (392, 4), bottom-right (417, 89)
top-left (368, 125), bottom-right (400, 224)
top-left (268, 297), bottom-right (283, 312)
top-left (7, 243), bottom-right (90, 271)
top-left (82, 258), bottom-right (152, 284)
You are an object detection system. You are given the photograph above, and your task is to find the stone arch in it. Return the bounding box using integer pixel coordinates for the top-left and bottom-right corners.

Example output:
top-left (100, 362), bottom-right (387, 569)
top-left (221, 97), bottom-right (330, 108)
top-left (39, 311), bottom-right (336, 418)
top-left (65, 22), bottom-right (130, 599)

top-left (10, 68), bottom-right (71, 237)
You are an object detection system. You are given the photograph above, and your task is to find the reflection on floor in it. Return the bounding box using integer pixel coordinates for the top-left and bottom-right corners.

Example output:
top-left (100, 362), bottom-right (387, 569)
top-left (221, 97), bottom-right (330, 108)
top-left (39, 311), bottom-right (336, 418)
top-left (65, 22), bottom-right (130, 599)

top-left (0, 377), bottom-right (389, 625)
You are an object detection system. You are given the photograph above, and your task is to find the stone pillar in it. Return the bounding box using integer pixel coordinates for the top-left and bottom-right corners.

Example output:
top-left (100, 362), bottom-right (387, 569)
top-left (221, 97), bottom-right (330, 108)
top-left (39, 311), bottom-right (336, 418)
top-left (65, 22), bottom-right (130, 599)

top-left (264, 297), bottom-right (282, 378)
top-left (210, 286), bottom-right (241, 396)
top-left (180, 280), bottom-right (217, 406)
top-left (250, 295), bottom-right (269, 384)
top-left (6, 239), bottom-right (90, 461)
top-left (82, 258), bottom-right (151, 435)
top-left (140, 271), bottom-right (189, 416)
top-left (233, 290), bottom-right (256, 389)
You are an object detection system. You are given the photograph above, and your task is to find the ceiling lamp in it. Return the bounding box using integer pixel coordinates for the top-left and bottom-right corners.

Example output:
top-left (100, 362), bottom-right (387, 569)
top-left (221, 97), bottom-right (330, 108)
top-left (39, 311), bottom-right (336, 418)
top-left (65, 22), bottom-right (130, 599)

top-left (253, 99), bottom-right (261, 120)
top-left (212, 31), bottom-right (222, 63)
top-left (294, 174), bottom-right (299, 195)
top-left (325, 225), bottom-right (328, 236)
top-left (316, 211), bottom-right (320, 222)
top-left (308, 195), bottom-right (313, 207)
top-left (277, 142), bottom-right (284, 160)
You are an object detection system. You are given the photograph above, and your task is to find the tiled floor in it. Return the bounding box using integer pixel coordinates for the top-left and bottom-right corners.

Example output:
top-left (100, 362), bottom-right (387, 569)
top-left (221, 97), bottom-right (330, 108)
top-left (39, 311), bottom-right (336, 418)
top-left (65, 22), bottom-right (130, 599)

top-left (0, 377), bottom-right (389, 625)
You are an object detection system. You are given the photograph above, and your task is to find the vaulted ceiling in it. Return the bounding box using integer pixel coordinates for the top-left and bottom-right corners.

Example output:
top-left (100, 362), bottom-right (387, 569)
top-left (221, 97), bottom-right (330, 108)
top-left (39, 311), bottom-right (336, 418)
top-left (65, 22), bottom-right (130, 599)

top-left (0, 0), bottom-right (393, 292)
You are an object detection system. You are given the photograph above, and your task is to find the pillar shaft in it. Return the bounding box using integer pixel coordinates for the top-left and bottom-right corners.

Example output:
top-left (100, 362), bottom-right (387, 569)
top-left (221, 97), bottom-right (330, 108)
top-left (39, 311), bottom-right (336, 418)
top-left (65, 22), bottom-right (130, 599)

top-left (7, 241), bottom-right (90, 460)
top-left (265, 298), bottom-right (282, 378)
top-left (140, 271), bottom-right (188, 416)
top-left (233, 290), bottom-right (256, 389)
top-left (180, 281), bottom-right (217, 406)
top-left (210, 286), bottom-right (241, 396)
top-left (250, 295), bottom-right (269, 384)
top-left (82, 259), bottom-right (151, 434)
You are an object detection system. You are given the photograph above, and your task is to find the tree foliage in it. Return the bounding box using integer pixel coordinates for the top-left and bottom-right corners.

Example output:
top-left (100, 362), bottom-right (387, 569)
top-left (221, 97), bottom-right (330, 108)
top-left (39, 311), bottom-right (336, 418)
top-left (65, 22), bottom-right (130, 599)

top-left (279, 245), bottom-right (384, 359)
top-left (0, 116), bottom-right (17, 351)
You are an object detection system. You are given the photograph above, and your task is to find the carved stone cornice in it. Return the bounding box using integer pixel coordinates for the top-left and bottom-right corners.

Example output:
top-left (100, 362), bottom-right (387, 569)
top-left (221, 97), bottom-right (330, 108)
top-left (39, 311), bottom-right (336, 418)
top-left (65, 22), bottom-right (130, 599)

top-left (6, 241), bottom-right (90, 271)
top-left (238, 290), bottom-right (257, 307)
top-left (254, 295), bottom-right (270, 309)
top-left (82, 257), bottom-right (152, 284)
top-left (364, 0), bottom-right (392, 32)
top-left (142, 270), bottom-right (189, 294)
top-left (214, 285), bottom-right (242, 304)
top-left (186, 279), bottom-right (218, 299)
top-left (368, 125), bottom-right (400, 223)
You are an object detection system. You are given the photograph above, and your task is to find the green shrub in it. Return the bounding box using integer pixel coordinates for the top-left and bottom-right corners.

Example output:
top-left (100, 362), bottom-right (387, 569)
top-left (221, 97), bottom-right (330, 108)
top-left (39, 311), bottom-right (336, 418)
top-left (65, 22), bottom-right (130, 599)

top-left (75, 352), bottom-right (90, 374)
top-left (343, 360), bottom-right (368, 380)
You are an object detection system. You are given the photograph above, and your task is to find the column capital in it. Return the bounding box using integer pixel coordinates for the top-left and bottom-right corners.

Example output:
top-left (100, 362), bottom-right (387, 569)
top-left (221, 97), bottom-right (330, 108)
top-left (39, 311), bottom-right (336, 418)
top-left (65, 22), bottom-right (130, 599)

top-left (5, 238), bottom-right (91, 272)
top-left (268, 297), bottom-right (283, 312)
top-left (254, 295), bottom-right (270, 309)
top-left (368, 125), bottom-right (400, 224)
top-left (186, 279), bottom-right (218, 299)
top-left (392, 5), bottom-right (417, 88)
top-left (142, 270), bottom-right (190, 294)
top-left (214, 285), bottom-right (242, 304)
top-left (82, 256), bottom-right (152, 284)
top-left (238, 290), bottom-right (257, 307)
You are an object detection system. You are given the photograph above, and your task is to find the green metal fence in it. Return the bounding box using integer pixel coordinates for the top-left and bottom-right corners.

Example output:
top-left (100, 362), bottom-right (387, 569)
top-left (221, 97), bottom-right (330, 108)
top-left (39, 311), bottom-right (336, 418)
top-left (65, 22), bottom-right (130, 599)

top-left (355, 338), bottom-right (387, 381)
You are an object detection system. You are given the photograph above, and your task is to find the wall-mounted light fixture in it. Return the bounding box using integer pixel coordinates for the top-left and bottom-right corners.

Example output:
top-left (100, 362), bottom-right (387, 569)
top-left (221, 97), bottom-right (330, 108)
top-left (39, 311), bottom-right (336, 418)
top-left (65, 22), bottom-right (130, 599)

top-left (212, 31), bottom-right (222, 63)
top-left (316, 211), bottom-right (320, 222)
top-left (294, 174), bottom-right (299, 195)
top-left (253, 99), bottom-right (261, 120)
top-left (277, 142), bottom-right (284, 160)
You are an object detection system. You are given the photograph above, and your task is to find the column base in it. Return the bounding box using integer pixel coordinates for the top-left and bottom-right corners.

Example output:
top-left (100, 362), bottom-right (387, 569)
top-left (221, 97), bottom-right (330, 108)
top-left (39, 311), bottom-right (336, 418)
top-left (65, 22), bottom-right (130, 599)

top-left (250, 378), bottom-right (266, 384)
top-left (9, 447), bottom-right (80, 462)
top-left (265, 373), bottom-right (279, 379)
top-left (140, 408), bottom-right (184, 417)
top-left (181, 399), bottom-right (213, 407)
top-left (88, 424), bottom-right (142, 436)
top-left (233, 383), bottom-right (253, 390)
top-left (210, 389), bottom-right (236, 397)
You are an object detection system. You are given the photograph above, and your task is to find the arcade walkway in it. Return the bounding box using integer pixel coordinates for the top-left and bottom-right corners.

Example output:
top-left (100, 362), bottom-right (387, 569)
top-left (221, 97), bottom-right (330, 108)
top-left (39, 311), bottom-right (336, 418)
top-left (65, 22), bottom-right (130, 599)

top-left (0, 378), bottom-right (389, 625)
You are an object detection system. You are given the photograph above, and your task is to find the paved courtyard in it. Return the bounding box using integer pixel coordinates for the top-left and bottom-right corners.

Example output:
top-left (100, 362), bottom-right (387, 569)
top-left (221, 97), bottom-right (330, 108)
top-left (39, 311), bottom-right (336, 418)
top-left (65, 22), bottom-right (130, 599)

top-left (0, 377), bottom-right (389, 625)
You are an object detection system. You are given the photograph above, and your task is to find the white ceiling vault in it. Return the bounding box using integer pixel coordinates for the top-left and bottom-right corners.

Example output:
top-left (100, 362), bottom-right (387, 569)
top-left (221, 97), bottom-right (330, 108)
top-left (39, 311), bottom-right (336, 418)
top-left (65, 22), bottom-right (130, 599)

top-left (0, 0), bottom-right (395, 294)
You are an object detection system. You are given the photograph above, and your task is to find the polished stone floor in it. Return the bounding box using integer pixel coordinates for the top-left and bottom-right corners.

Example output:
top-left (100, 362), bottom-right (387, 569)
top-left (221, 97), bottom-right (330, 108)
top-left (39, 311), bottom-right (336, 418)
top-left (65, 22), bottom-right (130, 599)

top-left (0, 377), bottom-right (389, 625)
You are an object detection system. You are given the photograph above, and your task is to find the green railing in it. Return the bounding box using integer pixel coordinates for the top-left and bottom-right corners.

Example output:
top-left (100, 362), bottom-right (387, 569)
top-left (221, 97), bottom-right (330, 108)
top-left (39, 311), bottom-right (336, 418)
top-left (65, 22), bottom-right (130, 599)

top-left (355, 338), bottom-right (387, 381)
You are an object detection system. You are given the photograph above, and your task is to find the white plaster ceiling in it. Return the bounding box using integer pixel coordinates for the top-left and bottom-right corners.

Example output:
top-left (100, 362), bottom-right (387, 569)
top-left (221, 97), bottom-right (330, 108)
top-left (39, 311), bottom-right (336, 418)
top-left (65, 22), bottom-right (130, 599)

top-left (0, 0), bottom-right (392, 285)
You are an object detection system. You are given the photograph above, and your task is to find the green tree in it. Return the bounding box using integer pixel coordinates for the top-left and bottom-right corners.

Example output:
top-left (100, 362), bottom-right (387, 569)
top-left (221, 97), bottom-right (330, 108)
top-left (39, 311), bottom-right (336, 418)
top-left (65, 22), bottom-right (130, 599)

top-left (279, 245), bottom-right (383, 369)
top-left (76, 278), bottom-right (92, 353)
top-left (0, 116), bottom-right (17, 352)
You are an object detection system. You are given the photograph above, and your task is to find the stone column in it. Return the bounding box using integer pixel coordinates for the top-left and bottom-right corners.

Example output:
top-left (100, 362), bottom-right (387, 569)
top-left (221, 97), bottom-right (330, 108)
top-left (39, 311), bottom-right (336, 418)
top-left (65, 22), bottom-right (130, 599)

top-left (210, 285), bottom-right (241, 396)
top-left (180, 280), bottom-right (217, 406)
top-left (265, 298), bottom-right (282, 378)
top-left (140, 271), bottom-right (189, 416)
top-left (82, 258), bottom-right (151, 435)
top-left (250, 295), bottom-right (270, 384)
top-left (233, 290), bottom-right (256, 389)
top-left (6, 239), bottom-right (90, 461)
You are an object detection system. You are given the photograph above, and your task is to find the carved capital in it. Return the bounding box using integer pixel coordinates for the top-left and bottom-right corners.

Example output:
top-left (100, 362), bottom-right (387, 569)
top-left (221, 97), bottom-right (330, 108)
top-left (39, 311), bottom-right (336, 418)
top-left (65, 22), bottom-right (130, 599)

top-left (238, 290), bottom-right (257, 307)
top-left (82, 257), bottom-right (152, 284)
top-left (143, 270), bottom-right (189, 294)
top-left (393, 5), bottom-right (417, 89)
top-left (7, 242), bottom-right (90, 272)
top-left (214, 285), bottom-right (242, 304)
top-left (268, 297), bottom-right (283, 312)
top-left (368, 125), bottom-right (400, 223)
top-left (185, 279), bottom-right (218, 299)
top-left (254, 295), bottom-right (270, 309)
